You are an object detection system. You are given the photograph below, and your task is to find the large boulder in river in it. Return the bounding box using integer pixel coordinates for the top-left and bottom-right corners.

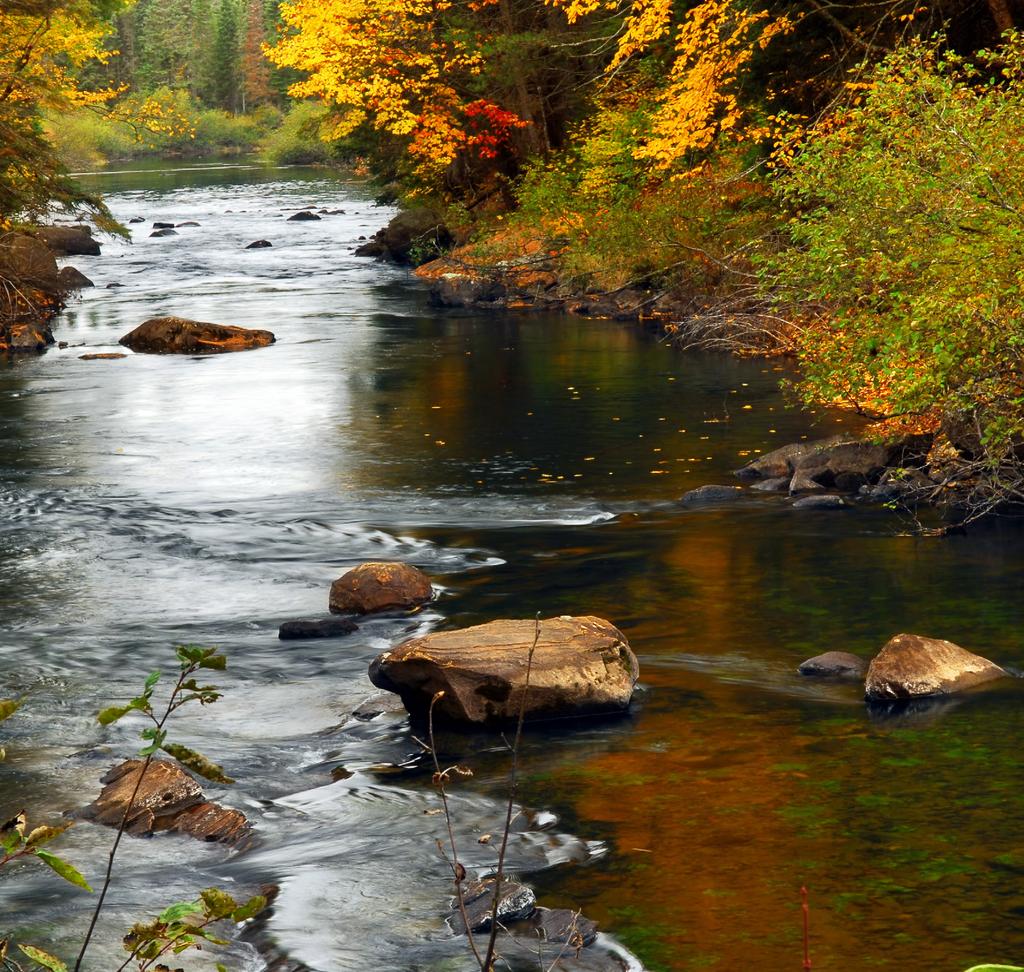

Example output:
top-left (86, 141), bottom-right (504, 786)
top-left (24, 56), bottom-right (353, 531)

top-left (78, 758), bottom-right (250, 845)
top-left (355, 208), bottom-right (452, 265)
top-left (0, 232), bottom-right (62, 297)
top-left (329, 561), bottom-right (433, 614)
top-left (368, 616), bottom-right (639, 725)
top-left (119, 316), bottom-right (275, 354)
top-left (864, 633), bottom-right (1008, 701)
top-left (33, 225), bottom-right (100, 256)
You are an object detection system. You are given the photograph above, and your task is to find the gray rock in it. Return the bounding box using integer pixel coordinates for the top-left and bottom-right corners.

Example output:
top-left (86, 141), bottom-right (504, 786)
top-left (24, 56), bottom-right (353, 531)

top-left (450, 879), bottom-right (536, 933)
top-left (246, 240), bottom-right (273, 249)
top-left (529, 907), bottom-right (599, 947)
top-left (798, 651), bottom-right (867, 679)
top-left (792, 494), bottom-right (847, 510)
top-left (278, 618), bottom-right (358, 640)
top-left (152, 221), bottom-right (175, 229)
top-left (679, 484), bottom-right (743, 506)
top-left (865, 633), bottom-right (1008, 700)
top-left (150, 229), bottom-right (178, 237)
top-left (176, 221), bottom-right (200, 227)
top-left (57, 265), bottom-right (94, 291)
top-left (351, 692), bottom-right (407, 721)
top-left (750, 476), bottom-right (790, 492)
top-left (128, 217), bottom-right (145, 224)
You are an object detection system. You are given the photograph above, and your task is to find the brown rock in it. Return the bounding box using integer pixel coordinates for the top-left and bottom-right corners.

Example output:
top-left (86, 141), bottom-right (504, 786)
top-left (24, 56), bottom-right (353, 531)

top-left (328, 561), bottom-right (433, 614)
top-left (368, 616), bottom-right (639, 725)
top-left (2, 321), bottom-right (54, 352)
top-left (78, 758), bottom-right (249, 846)
top-left (56, 265), bottom-right (94, 292)
top-left (80, 352), bottom-right (127, 360)
top-left (865, 633), bottom-right (1008, 701)
top-left (119, 316), bottom-right (275, 354)
top-left (0, 232), bottom-right (61, 297)
top-left (33, 225), bottom-right (100, 256)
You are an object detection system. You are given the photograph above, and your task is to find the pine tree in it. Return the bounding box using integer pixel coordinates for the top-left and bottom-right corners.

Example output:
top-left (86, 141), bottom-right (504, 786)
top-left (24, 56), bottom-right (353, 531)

top-left (211, 0), bottom-right (241, 111)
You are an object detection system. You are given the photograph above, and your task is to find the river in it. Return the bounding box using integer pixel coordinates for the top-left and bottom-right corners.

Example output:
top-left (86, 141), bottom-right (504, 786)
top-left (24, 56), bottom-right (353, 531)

top-left (2, 162), bottom-right (1023, 972)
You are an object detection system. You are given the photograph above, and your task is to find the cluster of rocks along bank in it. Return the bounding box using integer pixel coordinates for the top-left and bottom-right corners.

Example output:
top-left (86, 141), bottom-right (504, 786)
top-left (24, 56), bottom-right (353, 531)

top-left (0, 226), bottom-right (99, 352)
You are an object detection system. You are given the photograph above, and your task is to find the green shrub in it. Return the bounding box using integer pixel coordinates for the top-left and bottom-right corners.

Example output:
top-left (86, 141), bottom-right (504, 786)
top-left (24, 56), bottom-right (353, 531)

top-left (260, 101), bottom-right (334, 165)
top-left (762, 34), bottom-right (1024, 455)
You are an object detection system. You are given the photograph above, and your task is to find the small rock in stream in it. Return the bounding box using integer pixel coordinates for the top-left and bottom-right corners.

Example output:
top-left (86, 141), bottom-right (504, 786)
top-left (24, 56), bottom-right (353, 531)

top-left (278, 617), bottom-right (358, 640)
top-left (798, 651), bottom-right (867, 679)
top-left (329, 561), bottom-right (433, 614)
top-left (150, 228), bottom-right (178, 238)
top-left (246, 239), bottom-right (273, 249)
top-left (152, 221), bottom-right (175, 229)
top-left (449, 878), bottom-right (537, 933)
top-left (77, 758), bottom-right (250, 846)
top-left (287, 211), bottom-right (321, 221)
top-left (679, 484), bottom-right (743, 506)
top-left (792, 494), bottom-right (847, 510)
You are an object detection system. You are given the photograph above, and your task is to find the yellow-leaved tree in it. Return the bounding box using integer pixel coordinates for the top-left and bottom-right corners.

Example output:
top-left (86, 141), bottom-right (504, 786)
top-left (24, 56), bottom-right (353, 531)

top-left (266, 0), bottom-right (530, 184)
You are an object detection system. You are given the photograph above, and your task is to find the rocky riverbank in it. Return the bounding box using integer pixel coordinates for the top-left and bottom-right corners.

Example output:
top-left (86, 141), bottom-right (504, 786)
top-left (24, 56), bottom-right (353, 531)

top-left (0, 226), bottom-right (99, 352)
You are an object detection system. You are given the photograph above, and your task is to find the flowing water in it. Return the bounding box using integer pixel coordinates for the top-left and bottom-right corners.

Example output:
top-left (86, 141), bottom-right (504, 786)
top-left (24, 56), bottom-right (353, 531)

top-left (2, 162), bottom-right (1023, 972)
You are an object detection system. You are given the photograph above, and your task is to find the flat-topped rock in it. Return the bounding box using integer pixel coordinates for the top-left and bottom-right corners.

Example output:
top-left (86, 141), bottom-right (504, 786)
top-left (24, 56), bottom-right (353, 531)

top-left (34, 225), bottom-right (100, 256)
top-left (77, 758), bottom-right (249, 845)
top-left (119, 316), bottom-right (274, 354)
top-left (369, 615), bottom-right (638, 725)
top-left (865, 633), bottom-right (1008, 700)
top-left (329, 561), bottom-right (433, 614)
top-left (449, 878), bottom-right (536, 933)
top-left (679, 484), bottom-right (742, 506)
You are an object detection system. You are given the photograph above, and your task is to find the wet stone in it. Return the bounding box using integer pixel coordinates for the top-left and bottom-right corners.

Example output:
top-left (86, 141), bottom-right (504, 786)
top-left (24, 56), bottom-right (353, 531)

top-left (798, 651), bottom-right (867, 679)
top-left (449, 878), bottom-right (537, 933)
top-left (278, 617), bottom-right (358, 640)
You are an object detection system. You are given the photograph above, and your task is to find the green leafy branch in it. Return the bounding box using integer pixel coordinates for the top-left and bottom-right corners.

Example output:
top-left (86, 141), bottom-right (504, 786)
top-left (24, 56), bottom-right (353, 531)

top-left (74, 645), bottom-right (232, 972)
top-left (115, 888), bottom-right (266, 972)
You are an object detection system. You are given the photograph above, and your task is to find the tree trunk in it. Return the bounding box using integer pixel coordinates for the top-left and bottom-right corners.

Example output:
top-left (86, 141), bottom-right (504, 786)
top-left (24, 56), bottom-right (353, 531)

top-left (986, 0), bottom-right (1015, 32)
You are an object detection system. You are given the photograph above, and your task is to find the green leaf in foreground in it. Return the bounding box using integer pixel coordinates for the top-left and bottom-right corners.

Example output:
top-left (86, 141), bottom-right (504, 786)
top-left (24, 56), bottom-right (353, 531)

top-left (18, 944), bottom-right (67, 972)
top-left (0, 698), bottom-right (23, 721)
top-left (97, 704), bottom-right (131, 726)
top-left (34, 850), bottom-right (93, 892)
top-left (158, 900), bottom-right (204, 923)
top-left (231, 894), bottom-right (266, 923)
top-left (162, 743), bottom-right (234, 784)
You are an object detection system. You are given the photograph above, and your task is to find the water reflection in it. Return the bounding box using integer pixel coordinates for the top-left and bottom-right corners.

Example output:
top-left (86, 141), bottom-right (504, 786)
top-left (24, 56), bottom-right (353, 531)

top-left (1, 162), bottom-right (1023, 972)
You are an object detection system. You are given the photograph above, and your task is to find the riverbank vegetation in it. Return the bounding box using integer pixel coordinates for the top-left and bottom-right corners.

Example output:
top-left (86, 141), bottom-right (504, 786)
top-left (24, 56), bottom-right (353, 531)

top-left (265, 0), bottom-right (1024, 507)
top-left (4, 0), bottom-right (1024, 507)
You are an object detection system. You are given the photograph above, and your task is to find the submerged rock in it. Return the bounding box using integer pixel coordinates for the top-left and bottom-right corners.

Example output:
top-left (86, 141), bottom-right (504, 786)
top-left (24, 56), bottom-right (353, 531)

top-left (449, 878), bottom-right (537, 933)
top-left (278, 617), bottom-right (358, 640)
top-left (79, 352), bottom-right (127, 360)
top-left (864, 633), bottom-right (1008, 701)
top-left (119, 316), bottom-right (275, 354)
top-left (528, 907), bottom-right (599, 947)
top-left (78, 758), bottom-right (250, 845)
top-left (679, 484), bottom-right (742, 506)
top-left (328, 561), bottom-right (433, 614)
top-left (150, 228), bottom-right (178, 237)
top-left (750, 476), bottom-right (791, 492)
top-left (351, 691), bottom-right (408, 721)
top-left (792, 494), bottom-right (848, 510)
top-left (369, 615), bottom-right (639, 725)
top-left (798, 651), bottom-right (867, 679)
top-left (176, 221), bottom-right (201, 227)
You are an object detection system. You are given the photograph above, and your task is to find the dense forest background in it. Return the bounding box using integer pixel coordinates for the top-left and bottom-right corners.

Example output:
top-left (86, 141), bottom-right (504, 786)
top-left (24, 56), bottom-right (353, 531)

top-left (3, 0), bottom-right (1024, 507)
